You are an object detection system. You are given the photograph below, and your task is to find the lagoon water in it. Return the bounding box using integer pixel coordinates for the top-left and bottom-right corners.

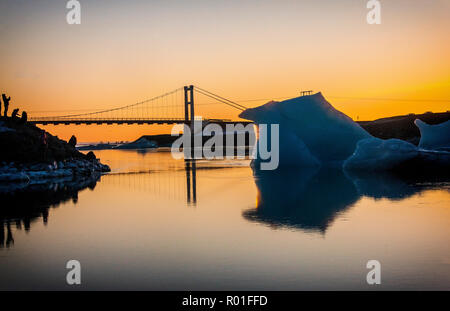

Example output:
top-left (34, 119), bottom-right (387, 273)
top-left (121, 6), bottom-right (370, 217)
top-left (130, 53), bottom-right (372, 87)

top-left (0, 149), bottom-right (449, 290)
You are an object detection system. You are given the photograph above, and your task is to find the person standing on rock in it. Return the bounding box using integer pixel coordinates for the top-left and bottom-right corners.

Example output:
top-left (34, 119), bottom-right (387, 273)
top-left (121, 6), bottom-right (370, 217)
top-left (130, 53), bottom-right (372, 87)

top-left (11, 108), bottom-right (19, 119)
top-left (2, 94), bottom-right (11, 117)
top-left (19, 111), bottom-right (28, 124)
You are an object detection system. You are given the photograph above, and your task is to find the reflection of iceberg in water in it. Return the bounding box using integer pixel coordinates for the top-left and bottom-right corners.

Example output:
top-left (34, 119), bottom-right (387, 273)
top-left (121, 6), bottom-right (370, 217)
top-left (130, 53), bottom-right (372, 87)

top-left (345, 171), bottom-right (418, 200)
top-left (0, 174), bottom-right (101, 248)
top-left (244, 167), bottom-right (449, 233)
top-left (345, 170), bottom-right (450, 200)
top-left (243, 168), bottom-right (359, 233)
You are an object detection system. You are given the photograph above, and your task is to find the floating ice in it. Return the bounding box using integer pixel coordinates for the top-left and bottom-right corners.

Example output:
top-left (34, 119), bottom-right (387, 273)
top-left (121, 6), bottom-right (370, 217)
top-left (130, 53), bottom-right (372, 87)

top-left (240, 93), bottom-right (450, 171)
top-left (239, 93), bottom-right (371, 167)
top-left (343, 138), bottom-right (418, 171)
top-left (251, 123), bottom-right (320, 168)
top-left (415, 119), bottom-right (450, 151)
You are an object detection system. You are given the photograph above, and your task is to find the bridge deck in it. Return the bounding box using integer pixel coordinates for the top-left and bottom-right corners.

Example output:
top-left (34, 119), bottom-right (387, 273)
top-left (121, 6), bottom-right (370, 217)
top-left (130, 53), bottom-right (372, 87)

top-left (28, 119), bottom-right (253, 126)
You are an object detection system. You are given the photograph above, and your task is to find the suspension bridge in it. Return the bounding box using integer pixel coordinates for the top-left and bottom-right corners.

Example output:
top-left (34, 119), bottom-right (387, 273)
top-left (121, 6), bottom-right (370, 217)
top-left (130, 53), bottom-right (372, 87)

top-left (28, 85), bottom-right (252, 126)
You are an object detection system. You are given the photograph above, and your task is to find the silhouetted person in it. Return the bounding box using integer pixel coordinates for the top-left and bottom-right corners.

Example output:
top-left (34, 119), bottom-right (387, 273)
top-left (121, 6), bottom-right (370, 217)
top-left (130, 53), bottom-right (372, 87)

top-left (2, 94), bottom-right (11, 117)
top-left (19, 111), bottom-right (27, 124)
top-left (11, 108), bottom-right (19, 119)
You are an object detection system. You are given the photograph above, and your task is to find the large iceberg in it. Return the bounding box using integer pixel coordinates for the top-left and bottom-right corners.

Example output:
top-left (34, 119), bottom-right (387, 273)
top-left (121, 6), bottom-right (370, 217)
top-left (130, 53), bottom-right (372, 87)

top-left (239, 93), bottom-right (371, 167)
top-left (250, 121), bottom-right (320, 168)
top-left (415, 119), bottom-right (450, 151)
top-left (239, 92), bottom-right (450, 172)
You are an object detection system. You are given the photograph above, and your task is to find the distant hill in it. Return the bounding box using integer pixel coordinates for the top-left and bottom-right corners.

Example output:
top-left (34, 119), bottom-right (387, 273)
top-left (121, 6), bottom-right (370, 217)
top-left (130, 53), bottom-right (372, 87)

top-left (357, 111), bottom-right (450, 145)
top-left (140, 134), bottom-right (178, 147)
top-left (115, 137), bottom-right (157, 149)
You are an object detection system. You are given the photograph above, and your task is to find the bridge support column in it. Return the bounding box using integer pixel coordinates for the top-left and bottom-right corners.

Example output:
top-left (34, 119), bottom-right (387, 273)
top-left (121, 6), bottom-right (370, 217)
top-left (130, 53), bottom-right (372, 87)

top-left (184, 85), bottom-right (194, 127)
top-left (184, 85), bottom-right (196, 158)
top-left (184, 159), bottom-right (197, 206)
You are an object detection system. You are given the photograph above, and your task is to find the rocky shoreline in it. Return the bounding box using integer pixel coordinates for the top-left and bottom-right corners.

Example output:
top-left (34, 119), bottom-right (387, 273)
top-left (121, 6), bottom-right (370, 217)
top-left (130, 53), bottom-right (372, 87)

top-left (0, 116), bottom-right (111, 185)
top-left (0, 158), bottom-right (110, 183)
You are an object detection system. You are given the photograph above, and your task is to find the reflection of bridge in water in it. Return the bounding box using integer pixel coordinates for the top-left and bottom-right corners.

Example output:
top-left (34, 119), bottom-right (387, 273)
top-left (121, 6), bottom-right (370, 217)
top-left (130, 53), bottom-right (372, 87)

top-left (0, 160), bottom-right (201, 248)
top-left (102, 159), bottom-right (198, 205)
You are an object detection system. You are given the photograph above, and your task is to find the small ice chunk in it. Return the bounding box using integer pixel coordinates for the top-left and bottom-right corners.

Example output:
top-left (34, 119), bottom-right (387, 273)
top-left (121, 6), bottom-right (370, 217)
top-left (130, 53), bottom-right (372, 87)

top-left (343, 138), bottom-right (418, 171)
top-left (415, 119), bottom-right (450, 150)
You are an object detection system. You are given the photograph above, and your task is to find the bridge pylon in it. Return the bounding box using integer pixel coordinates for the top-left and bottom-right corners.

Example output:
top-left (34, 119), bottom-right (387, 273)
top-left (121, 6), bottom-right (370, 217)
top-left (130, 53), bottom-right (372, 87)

top-left (184, 85), bottom-right (195, 127)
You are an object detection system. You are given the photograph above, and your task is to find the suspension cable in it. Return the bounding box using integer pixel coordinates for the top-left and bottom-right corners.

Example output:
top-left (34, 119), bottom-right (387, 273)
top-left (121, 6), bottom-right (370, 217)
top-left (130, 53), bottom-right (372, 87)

top-left (194, 88), bottom-right (247, 111)
top-left (194, 86), bottom-right (248, 111)
top-left (49, 87), bottom-right (183, 119)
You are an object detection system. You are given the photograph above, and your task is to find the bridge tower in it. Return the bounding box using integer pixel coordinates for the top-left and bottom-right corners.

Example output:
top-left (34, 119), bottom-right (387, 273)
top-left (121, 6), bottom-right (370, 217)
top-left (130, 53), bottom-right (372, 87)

top-left (184, 85), bottom-right (195, 127)
top-left (183, 85), bottom-right (197, 198)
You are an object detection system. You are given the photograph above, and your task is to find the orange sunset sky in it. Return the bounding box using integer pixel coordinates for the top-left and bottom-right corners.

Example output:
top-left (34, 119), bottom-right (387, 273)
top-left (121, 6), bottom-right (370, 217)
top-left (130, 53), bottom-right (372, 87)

top-left (0, 0), bottom-right (449, 142)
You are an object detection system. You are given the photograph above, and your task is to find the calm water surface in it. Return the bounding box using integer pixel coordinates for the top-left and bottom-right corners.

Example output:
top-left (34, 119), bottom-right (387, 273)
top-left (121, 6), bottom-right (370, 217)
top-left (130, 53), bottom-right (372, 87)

top-left (1, 149), bottom-right (449, 290)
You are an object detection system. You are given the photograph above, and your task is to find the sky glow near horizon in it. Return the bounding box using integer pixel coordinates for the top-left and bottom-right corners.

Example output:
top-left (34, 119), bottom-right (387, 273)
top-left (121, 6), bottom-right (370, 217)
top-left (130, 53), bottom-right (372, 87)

top-left (0, 0), bottom-right (449, 141)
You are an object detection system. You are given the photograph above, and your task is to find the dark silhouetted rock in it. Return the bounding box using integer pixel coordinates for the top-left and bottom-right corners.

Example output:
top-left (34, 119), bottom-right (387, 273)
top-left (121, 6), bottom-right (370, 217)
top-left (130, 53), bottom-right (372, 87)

top-left (68, 135), bottom-right (77, 148)
top-left (0, 118), bottom-right (105, 164)
top-left (86, 151), bottom-right (96, 160)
